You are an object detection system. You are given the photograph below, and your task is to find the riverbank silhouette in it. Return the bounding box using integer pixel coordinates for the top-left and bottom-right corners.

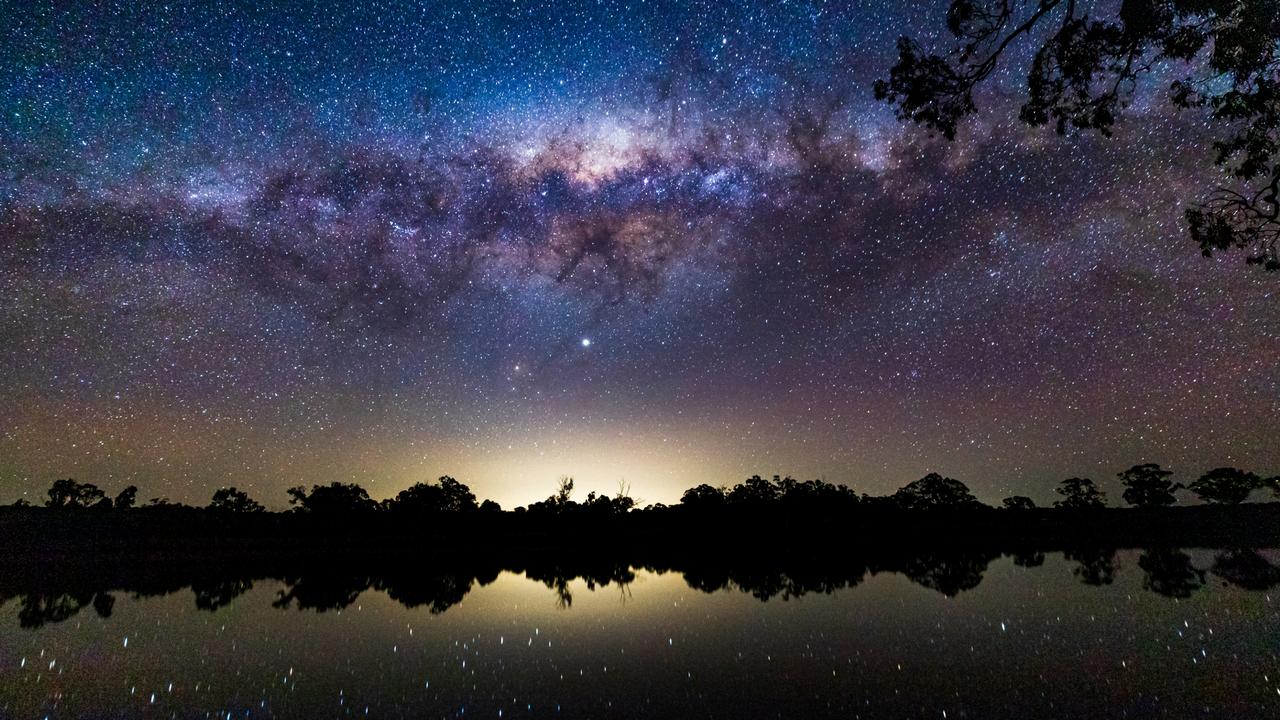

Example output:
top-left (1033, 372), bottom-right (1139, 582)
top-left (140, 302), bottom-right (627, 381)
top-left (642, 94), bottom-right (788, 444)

top-left (4, 467), bottom-right (1279, 556)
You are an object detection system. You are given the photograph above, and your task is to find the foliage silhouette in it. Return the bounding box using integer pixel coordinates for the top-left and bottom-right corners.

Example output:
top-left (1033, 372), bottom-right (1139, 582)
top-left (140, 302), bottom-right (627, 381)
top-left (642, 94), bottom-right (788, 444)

top-left (376, 568), bottom-right (490, 614)
top-left (45, 479), bottom-right (106, 509)
top-left (1137, 548), bottom-right (1206, 598)
top-left (1187, 467), bottom-right (1264, 505)
top-left (899, 550), bottom-right (995, 596)
top-left (273, 573), bottom-right (372, 612)
top-left (209, 487), bottom-right (265, 514)
top-left (287, 482), bottom-right (377, 515)
top-left (387, 476), bottom-right (479, 516)
top-left (681, 483), bottom-right (728, 509)
top-left (1054, 477), bottom-right (1107, 508)
top-left (16, 591), bottom-right (115, 629)
top-left (193, 578), bottom-right (255, 611)
top-left (114, 486), bottom-right (138, 509)
top-left (875, 0), bottom-right (1280, 270)
top-left (892, 473), bottom-right (983, 510)
top-left (1002, 495), bottom-right (1036, 510)
top-left (1064, 547), bottom-right (1119, 586)
top-left (1210, 548), bottom-right (1280, 590)
top-left (728, 474), bottom-right (783, 506)
top-left (1119, 463), bottom-right (1182, 507)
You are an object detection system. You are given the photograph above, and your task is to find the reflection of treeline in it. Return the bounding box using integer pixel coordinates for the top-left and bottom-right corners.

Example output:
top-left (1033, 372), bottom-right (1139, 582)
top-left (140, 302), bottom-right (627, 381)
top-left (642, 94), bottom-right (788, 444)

top-left (5, 465), bottom-right (1280, 552)
top-left (2, 546), bottom-right (1278, 630)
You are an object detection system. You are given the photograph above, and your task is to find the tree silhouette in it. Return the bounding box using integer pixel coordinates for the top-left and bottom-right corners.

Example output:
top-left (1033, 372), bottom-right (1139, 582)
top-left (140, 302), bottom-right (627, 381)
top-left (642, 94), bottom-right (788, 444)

top-left (1053, 477), bottom-right (1107, 508)
top-left (581, 481), bottom-right (637, 515)
top-left (527, 476), bottom-right (579, 514)
top-left (892, 473), bottom-right (982, 510)
top-left (1118, 463), bottom-right (1181, 507)
top-left (1188, 467), bottom-right (1264, 504)
top-left (45, 479), bottom-right (106, 509)
top-left (388, 476), bottom-right (478, 515)
top-left (377, 570), bottom-right (477, 614)
top-left (273, 573), bottom-right (370, 612)
top-left (680, 483), bottom-right (727, 510)
top-left (875, 0), bottom-right (1280, 270)
top-left (286, 482), bottom-right (376, 515)
top-left (18, 593), bottom-right (93, 628)
top-left (778, 478), bottom-right (860, 512)
top-left (208, 487), bottom-right (265, 513)
top-left (1137, 548), bottom-right (1205, 598)
top-left (193, 578), bottom-right (255, 611)
top-left (727, 475), bottom-right (782, 506)
top-left (555, 476), bottom-right (575, 505)
top-left (114, 486), bottom-right (138, 509)
top-left (1001, 495), bottom-right (1036, 510)
top-left (901, 550), bottom-right (994, 596)
top-left (1064, 547), bottom-right (1118, 585)
top-left (1210, 548), bottom-right (1280, 590)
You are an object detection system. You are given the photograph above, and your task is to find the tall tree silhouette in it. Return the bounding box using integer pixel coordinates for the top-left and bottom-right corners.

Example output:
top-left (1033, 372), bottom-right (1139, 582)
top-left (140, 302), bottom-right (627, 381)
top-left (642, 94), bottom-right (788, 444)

top-left (1187, 467), bottom-right (1264, 504)
top-left (1118, 463), bottom-right (1182, 507)
top-left (1054, 477), bottom-right (1107, 508)
top-left (875, 0), bottom-right (1280, 270)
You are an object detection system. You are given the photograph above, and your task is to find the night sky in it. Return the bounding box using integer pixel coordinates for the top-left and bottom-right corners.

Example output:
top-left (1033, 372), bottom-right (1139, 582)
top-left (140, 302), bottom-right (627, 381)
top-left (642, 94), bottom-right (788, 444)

top-left (2, 0), bottom-right (1276, 509)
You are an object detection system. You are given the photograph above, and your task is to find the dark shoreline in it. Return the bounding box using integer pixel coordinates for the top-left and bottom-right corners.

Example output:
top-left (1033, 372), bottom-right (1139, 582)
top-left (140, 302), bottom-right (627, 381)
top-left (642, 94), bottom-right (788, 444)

top-left (4, 503), bottom-right (1280, 558)
top-left (5, 504), bottom-right (1280, 628)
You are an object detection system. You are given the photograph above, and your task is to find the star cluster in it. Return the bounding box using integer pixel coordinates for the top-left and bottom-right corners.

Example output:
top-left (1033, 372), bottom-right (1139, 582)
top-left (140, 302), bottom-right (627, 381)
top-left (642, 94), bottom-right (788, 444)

top-left (1, 0), bottom-right (1276, 507)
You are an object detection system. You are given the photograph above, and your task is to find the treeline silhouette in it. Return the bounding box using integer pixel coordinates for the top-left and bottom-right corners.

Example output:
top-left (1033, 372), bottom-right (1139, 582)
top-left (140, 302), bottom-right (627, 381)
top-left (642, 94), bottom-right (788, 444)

top-left (4, 465), bottom-right (1280, 555)
top-left (2, 545), bottom-right (1278, 630)
top-left (12, 462), bottom-right (1280, 515)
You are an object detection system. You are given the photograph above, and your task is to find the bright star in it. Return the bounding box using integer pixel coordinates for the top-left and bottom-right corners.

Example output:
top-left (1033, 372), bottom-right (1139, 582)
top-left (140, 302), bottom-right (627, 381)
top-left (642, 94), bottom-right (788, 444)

top-left (580, 338), bottom-right (592, 348)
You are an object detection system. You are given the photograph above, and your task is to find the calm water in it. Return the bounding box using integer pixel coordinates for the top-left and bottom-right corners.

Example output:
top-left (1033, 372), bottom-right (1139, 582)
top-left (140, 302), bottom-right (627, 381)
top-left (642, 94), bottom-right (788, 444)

top-left (1, 549), bottom-right (1278, 719)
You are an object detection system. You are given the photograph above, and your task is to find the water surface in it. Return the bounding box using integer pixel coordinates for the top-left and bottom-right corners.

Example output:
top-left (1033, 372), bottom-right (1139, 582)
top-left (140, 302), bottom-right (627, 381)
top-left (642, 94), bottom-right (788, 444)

top-left (1, 549), bottom-right (1278, 718)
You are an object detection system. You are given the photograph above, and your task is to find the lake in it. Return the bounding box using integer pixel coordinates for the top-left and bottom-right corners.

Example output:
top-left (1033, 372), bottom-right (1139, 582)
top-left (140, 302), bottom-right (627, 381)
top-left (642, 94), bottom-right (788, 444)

top-left (1, 548), bottom-right (1277, 718)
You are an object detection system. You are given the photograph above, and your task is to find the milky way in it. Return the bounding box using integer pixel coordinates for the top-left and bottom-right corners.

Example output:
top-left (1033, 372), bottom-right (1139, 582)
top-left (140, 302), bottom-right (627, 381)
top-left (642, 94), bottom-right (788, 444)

top-left (1, 0), bottom-right (1276, 508)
